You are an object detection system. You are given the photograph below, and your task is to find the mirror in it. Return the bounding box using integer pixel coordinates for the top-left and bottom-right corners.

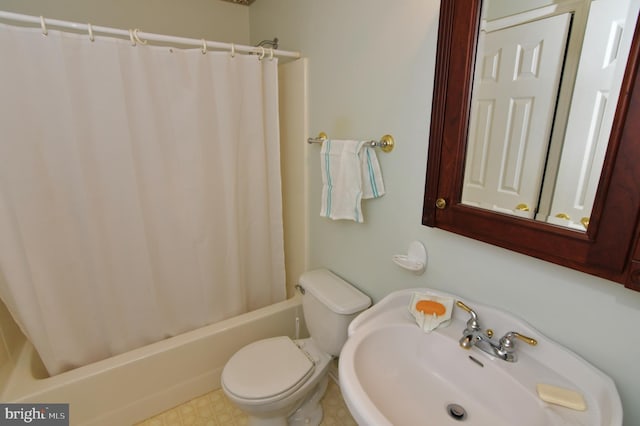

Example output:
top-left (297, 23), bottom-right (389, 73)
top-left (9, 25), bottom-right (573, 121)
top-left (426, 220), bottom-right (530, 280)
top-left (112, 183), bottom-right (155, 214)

top-left (462, 0), bottom-right (640, 231)
top-left (423, 0), bottom-right (640, 288)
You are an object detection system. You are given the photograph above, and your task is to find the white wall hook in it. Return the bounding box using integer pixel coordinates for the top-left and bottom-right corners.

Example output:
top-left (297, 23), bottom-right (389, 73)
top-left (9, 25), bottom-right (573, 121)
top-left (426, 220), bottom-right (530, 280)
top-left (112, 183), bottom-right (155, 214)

top-left (392, 241), bottom-right (427, 274)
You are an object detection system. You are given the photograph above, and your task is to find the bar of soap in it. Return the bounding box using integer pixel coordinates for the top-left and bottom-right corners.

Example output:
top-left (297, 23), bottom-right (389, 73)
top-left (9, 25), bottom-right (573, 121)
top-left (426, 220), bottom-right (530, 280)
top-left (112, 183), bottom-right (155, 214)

top-left (536, 384), bottom-right (587, 411)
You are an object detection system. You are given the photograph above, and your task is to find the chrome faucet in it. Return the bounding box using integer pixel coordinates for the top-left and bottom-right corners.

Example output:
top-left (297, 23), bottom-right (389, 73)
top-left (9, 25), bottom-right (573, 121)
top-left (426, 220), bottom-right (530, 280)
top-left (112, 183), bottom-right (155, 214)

top-left (456, 301), bottom-right (537, 362)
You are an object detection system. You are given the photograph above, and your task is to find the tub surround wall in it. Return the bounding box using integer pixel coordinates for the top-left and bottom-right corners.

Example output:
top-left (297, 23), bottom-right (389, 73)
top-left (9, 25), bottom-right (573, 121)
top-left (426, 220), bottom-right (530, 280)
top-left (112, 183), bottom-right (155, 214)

top-left (279, 58), bottom-right (310, 297)
top-left (0, 297), bottom-right (24, 386)
top-left (248, 1), bottom-right (640, 425)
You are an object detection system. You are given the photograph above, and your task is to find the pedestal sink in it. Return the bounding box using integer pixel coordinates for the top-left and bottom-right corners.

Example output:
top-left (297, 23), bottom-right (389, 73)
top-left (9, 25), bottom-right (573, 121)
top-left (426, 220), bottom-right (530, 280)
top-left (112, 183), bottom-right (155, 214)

top-left (339, 289), bottom-right (622, 425)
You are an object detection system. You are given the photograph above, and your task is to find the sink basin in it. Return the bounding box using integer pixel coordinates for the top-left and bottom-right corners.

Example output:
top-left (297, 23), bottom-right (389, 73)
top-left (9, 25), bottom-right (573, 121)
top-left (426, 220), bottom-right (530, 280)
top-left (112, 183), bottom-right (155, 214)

top-left (339, 289), bottom-right (622, 425)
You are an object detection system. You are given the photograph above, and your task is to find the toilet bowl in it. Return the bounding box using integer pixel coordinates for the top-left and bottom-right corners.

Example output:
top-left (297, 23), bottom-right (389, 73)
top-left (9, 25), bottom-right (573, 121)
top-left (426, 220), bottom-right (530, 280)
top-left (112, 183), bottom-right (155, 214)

top-left (221, 269), bottom-right (371, 426)
top-left (222, 337), bottom-right (331, 426)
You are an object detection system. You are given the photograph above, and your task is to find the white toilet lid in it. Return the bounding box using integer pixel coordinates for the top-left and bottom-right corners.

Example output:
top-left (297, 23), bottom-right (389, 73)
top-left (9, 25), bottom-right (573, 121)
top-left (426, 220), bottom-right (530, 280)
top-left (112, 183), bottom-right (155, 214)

top-left (222, 336), bottom-right (315, 400)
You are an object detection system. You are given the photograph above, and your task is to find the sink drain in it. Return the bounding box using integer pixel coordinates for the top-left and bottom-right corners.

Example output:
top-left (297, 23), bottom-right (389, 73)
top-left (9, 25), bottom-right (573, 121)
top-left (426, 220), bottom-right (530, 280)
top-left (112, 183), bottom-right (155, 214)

top-left (446, 403), bottom-right (467, 421)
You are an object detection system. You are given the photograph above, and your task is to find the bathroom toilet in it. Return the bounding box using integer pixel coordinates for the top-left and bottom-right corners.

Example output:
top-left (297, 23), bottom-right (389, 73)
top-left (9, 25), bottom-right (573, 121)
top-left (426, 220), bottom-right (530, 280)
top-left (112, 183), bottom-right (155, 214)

top-left (221, 269), bottom-right (371, 426)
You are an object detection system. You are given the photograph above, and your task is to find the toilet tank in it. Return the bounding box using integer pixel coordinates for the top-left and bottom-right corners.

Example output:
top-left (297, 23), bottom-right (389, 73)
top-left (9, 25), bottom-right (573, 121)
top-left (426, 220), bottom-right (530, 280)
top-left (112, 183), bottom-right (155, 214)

top-left (298, 269), bottom-right (371, 356)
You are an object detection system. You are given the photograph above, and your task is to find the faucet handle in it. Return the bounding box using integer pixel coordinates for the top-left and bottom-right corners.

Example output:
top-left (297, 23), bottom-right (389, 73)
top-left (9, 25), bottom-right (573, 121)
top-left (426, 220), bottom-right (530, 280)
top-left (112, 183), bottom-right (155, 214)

top-left (499, 331), bottom-right (538, 351)
top-left (494, 331), bottom-right (537, 362)
top-left (455, 300), bottom-right (476, 317)
top-left (455, 300), bottom-right (480, 330)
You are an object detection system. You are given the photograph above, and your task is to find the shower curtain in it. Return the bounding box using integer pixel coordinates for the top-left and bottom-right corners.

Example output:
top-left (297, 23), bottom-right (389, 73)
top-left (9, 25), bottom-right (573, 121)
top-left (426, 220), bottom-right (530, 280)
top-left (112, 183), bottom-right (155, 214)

top-left (0, 24), bottom-right (286, 375)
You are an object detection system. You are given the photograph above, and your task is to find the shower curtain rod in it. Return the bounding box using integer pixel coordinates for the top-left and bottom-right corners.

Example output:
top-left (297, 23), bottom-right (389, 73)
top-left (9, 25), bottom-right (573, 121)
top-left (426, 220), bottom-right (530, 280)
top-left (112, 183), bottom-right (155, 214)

top-left (0, 10), bottom-right (301, 59)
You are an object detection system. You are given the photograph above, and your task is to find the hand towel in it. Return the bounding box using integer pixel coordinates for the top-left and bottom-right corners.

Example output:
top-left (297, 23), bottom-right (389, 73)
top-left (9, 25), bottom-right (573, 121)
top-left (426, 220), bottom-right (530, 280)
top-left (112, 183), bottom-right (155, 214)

top-left (320, 139), bottom-right (385, 222)
top-left (360, 142), bottom-right (385, 200)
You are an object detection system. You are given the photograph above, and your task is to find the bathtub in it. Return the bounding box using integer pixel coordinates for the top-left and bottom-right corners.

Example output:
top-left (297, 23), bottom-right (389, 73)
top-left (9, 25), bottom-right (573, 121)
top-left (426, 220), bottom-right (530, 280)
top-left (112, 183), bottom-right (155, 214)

top-left (0, 296), bottom-right (306, 425)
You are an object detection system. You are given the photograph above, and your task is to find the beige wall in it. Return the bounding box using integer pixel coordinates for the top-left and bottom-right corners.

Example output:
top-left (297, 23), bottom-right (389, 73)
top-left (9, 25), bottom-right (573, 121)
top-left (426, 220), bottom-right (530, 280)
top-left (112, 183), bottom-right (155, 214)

top-left (0, 0), bottom-right (250, 43)
top-left (249, 1), bottom-right (640, 425)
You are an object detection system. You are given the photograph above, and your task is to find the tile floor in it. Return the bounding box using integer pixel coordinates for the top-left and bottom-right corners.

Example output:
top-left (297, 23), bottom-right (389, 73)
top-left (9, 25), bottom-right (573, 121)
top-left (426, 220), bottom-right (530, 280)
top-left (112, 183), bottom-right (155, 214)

top-left (135, 378), bottom-right (357, 426)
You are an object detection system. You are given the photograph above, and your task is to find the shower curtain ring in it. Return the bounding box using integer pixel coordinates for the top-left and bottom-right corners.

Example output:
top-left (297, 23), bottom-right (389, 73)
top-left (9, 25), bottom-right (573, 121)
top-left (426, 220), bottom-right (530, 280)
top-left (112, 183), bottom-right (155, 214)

top-left (269, 48), bottom-right (274, 61)
top-left (133, 29), bottom-right (147, 45)
top-left (87, 23), bottom-right (94, 42)
top-left (201, 39), bottom-right (207, 54)
top-left (40, 16), bottom-right (48, 36)
top-left (129, 29), bottom-right (136, 46)
top-left (258, 46), bottom-right (265, 60)
top-left (230, 43), bottom-right (235, 58)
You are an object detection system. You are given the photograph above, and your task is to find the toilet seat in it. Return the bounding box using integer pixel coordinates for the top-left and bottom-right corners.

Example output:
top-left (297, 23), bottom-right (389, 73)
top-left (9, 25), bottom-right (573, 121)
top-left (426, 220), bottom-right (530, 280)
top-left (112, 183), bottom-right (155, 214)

top-left (222, 336), bottom-right (315, 403)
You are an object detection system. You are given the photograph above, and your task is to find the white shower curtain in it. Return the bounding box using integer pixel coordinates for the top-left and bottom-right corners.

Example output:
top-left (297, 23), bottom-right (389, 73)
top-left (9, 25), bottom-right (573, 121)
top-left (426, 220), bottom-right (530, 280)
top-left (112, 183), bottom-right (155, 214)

top-left (0, 24), bottom-right (286, 375)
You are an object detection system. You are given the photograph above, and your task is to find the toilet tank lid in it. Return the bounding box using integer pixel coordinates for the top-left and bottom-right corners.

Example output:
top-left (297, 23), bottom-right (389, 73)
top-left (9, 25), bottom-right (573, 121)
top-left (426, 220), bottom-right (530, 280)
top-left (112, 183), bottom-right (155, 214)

top-left (299, 269), bottom-right (371, 315)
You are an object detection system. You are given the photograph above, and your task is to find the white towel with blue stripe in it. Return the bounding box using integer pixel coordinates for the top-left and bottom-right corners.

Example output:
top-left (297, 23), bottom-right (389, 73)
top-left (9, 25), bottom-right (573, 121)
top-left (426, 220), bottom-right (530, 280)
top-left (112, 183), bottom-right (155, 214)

top-left (320, 139), bottom-right (385, 222)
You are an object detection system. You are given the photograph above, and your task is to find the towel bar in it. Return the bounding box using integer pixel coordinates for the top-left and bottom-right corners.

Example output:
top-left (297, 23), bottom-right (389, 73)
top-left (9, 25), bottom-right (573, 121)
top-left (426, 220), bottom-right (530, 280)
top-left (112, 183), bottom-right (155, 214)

top-left (307, 132), bottom-right (395, 153)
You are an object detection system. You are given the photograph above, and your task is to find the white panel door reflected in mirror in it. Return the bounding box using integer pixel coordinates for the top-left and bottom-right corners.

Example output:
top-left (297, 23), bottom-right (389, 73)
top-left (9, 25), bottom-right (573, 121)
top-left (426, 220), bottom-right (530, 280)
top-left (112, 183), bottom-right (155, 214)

top-left (461, 0), bottom-right (640, 231)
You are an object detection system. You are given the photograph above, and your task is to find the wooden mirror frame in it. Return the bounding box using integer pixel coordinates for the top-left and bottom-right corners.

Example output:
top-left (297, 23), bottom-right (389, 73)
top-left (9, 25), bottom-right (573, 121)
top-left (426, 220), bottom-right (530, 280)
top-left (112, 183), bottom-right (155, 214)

top-left (423, 0), bottom-right (640, 290)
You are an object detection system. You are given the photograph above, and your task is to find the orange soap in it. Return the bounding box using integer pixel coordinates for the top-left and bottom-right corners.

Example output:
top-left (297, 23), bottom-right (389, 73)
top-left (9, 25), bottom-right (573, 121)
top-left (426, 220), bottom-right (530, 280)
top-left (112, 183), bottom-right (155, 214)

top-left (415, 300), bottom-right (446, 316)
